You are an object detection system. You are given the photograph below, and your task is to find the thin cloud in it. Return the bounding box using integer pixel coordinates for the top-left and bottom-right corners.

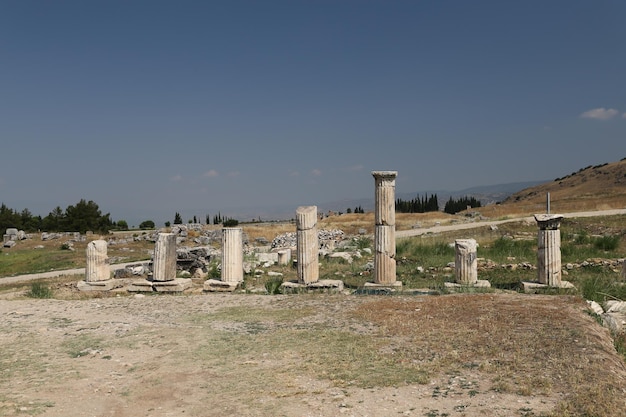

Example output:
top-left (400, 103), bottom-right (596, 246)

top-left (203, 169), bottom-right (219, 178)
top-left (623, 113), bottom-right (626, 119)
top-left (227, 171), bottom-right (240, 178)
top-left (580, 107), bottom-right (619, 120)
top-left (311, 169), bottom-right (322, 176)
top-left (288, 170), bottom-right (300, 177)
top-left (346, 164), bottom-right (364, 172)
top-left (170, 174), bottom-right (183, 182)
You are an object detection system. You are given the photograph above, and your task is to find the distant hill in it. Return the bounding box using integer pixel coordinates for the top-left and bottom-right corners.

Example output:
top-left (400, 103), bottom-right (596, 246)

top-left (498, 158), bottom-right (626, 214)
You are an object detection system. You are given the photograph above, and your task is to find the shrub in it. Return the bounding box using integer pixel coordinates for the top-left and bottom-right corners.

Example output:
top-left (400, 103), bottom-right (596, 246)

top-left (265, 277), bottom-right (283, 295)
top-left (27, 282), bottom-right (53, 299)
top-left (223, 219), bottom-right (239, 227)
top-left (593, 235), bottom-right (620, 251)
top-left (139, 220), bottom-right (155, 230)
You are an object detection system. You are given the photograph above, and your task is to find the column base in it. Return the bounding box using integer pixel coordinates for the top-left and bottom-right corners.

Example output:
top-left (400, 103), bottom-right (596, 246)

top-left (521, 280), bottom-right (575, 293)
top-left (153, 278), bottom-right (192, 293)
top-left (127, 279), bottom-right (154, 292)
top-left (77, 279), bottom-right (124, 292)
top-left (444, 280), bottom-right (491, 289)
top-left (281, 279), bottom-right (344, 293)
top-left (126, 278), bottom-right (192, 293)
top-left (203, 279), bottom-right (241, 292)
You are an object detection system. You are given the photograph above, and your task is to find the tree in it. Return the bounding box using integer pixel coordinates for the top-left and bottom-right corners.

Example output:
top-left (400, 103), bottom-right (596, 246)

top-left (139, 220), bottom-right (155, 229)
top-left (346, 208), bottom-right (352, 213)
top-left (443, 196), bottom-right (482, 214)
top-left (174, 212), bottom-right (182, 224)
top-left (165, 221), bottom-right (171, 227)
top-left (116, 220), bottom-right (129, 230)
top-left (63, 199), bottom-right (113, 233)
top-left (0, 203), bottom-right (21, 231)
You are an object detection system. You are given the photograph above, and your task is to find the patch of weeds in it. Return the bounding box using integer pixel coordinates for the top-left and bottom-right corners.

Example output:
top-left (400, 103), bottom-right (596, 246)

top-left (593, 235), bottom-right (620, 251)
top-left (264, 277), bottom-right (283, 294)
top-left (61, 335), bottom-right (104, 358)
top-left (14, 400), bottom-right (55, 415)
top-left (354, 236), bottom-right (372, 250)
top-left (49, 317), bottom-right (72, 327)
top-left (26, 282), bottom-right (53, 299)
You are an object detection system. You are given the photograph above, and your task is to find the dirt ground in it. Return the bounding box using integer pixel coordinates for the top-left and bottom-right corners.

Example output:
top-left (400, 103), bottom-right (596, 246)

top-left (1, 286), bottom-right (626, 417)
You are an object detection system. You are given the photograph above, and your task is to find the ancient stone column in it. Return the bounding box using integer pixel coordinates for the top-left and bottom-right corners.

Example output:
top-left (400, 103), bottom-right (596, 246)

top-left (455, 239), bottom-right (478, 284)
top-left (621, 260), bottom-right (626, 281)
top-left (153, 233), bottom-right (177, 281)
top-left (535, 214), bottom-right (563, 286)
top-left (222, 227), bottom-right (244, 283)
top-left (372, 171), bottom-right (397, 285)
top-left (277, 249), bottom-right (291, 266)
top-left (85, 240), bottom-right (109, 282)
top-left (296, 206), bottom-right (319, 284)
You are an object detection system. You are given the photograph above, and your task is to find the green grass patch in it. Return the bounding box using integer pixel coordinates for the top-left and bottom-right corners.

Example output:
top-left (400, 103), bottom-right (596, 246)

top-left (26, 282), bottom-right (53, 298)
top-left (0, 249), bottom-right (79, 277)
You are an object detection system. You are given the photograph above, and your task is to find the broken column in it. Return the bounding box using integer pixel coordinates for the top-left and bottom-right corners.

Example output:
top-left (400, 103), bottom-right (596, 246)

top-left (296, 206), bottom-right (319, 284)
top-left (455, 239), bottom-right (478, 284)
top-left (535, 214), bottom-right (565, 287)
top-left (371, 171), bottom-right (399, 287)
top-left (153, 233), bottom-right (177, 281)
top-left (204, 227), bottom-right (243, 292)
top-left (78, 240), bottom-right (121, 291)
top-left (150, 232), bottom-right (191, 292)
top-left (222, 227), bottom-right (244, 284)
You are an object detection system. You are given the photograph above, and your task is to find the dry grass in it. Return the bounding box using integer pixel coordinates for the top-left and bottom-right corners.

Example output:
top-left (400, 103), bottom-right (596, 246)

top-left (351, 294), bottom-right (626, 416)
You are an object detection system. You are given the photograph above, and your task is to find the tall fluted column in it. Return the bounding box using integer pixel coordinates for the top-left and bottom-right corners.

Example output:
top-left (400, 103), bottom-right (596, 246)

top-left (85, 240), bottom-right (109, 282)
top-left (372, 171), bottom-right (397, 284)
top-left (222, 227), bottom-right (243, 283)
top-left (153, 233), bottom-right (177, 281)
top-left (535, 214), bottom-right (563, 286)
top-left (455, 239), bottom-right (478, 284)
top-left (296, 206), bottom-right (319, 284)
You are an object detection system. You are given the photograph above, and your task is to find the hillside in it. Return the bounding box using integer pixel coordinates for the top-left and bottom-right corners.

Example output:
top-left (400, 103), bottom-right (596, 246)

top-left (495, 158), bottom-right (626, 216)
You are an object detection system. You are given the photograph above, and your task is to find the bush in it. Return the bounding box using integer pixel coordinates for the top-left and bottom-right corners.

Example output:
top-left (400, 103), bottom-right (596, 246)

top-left (139, 220), bottom-right (155, 230)
top-left (593, 235), bottom-right (620, 251)
top-left (27, 282), bottom-right (53, 299)
top-left (223, 219), bottom-right (239, 227)
top-left (265, 278), bottom-right (283, 295)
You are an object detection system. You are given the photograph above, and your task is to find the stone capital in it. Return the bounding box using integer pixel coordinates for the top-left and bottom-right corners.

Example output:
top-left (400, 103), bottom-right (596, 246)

top-left (534, 214), bottom-right (564, 230)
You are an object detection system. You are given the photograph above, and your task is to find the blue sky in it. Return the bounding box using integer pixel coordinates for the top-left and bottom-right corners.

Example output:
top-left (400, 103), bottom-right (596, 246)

top-left (1, 1), bottom-right (625, 226)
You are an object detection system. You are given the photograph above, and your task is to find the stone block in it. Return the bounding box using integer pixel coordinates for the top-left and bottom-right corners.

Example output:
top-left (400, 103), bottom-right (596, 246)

top-left (153, 278), bottom-right (192, 293)
top-left (203, 279), bottom-right (239, 292)
top-left (77, 279), bottom-right (124, 292)
top-left (127, 279), bottom-right (156, 292)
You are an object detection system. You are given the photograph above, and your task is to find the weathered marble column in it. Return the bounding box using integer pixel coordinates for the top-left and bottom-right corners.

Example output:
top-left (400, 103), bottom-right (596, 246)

top-left (78, 239), bottom-right (122, 291)
top-left (85, 239), bottom-right (110, 282)
top-left (296, 206), bottom-right (319, 284)
top-left (535, 214), bottom-right (563, 286)
top-left (455, 239), bottom-right (478, 284)
top-left (372, 171), bottom-right (397, 285)
top-left (153, 233), bottom-right (177, 281)
top-left (277, 249), bottom-right (291, 266)
top-left (222, 227), bottom-right (244, 283)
